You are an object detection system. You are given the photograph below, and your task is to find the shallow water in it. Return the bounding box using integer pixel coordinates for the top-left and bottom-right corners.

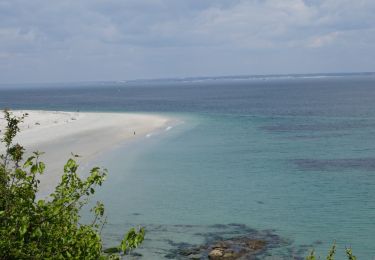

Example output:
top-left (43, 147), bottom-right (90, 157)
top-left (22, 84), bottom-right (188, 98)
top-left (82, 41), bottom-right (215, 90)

top-left (1, 74), bottom-right (375, 258)
top-left (93, 112), bottom-right (375, 259)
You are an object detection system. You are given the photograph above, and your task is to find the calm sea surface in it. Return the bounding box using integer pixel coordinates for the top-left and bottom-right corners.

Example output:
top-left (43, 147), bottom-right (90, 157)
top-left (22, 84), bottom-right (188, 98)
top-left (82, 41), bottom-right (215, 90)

top-left (1, 75), bottom-right (375, 258)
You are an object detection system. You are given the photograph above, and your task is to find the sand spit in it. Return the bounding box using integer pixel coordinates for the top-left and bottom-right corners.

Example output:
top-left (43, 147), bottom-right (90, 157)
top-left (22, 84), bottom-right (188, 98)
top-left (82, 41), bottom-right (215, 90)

top-left (0, 110), bottom-right (171, 193)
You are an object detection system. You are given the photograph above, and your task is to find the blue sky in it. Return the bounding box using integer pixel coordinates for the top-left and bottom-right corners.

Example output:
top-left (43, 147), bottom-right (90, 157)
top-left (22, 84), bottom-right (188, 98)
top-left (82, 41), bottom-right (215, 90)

top-left (0, 0), bottom-right (374, 83)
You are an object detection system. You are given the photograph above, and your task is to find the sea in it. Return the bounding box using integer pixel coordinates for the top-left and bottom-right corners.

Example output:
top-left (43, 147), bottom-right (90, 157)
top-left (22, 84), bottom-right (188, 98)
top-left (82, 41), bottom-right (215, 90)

top-left (1, 73), bottom-right (375, 259)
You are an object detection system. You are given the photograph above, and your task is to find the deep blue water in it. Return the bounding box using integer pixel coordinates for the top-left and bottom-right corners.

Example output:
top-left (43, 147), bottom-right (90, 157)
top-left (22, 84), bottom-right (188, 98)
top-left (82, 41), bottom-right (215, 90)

top-left (1, 75), bottom-right (375, 259)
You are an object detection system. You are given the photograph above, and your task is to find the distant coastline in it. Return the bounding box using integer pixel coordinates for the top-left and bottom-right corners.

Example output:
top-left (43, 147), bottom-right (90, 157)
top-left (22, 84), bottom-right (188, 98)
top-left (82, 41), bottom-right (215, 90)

top-left (1, 72), bottom-right (374, 89)
top-left (123, 71), bottom-right (375, 85)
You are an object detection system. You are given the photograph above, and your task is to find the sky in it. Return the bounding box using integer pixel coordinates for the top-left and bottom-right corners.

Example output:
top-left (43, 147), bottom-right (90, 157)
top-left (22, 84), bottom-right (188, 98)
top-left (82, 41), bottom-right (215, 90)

top-left (0, 0), bottom-right (374, 84)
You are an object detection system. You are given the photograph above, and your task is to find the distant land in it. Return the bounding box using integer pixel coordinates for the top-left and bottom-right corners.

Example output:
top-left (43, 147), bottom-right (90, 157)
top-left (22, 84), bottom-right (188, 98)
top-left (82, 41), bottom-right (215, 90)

top-left (1, 72), bottom-right (375, 89)
top-left (123, 72), bottom-right (375, 84)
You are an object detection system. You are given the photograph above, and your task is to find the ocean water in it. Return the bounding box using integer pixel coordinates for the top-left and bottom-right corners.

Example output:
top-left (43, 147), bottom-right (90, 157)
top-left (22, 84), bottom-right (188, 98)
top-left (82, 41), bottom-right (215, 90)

top-left (1, 74), bottom-right (375, 258)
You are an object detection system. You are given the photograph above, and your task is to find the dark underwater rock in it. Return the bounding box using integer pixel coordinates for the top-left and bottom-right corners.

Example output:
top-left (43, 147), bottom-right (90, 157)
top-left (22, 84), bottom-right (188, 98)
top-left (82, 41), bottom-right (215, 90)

top-left (169, 237), bottom-right (266, 259)
top-left (144, 223), bottom-right (304, 259)
top-left (207, 237), bottom-right (266, 259)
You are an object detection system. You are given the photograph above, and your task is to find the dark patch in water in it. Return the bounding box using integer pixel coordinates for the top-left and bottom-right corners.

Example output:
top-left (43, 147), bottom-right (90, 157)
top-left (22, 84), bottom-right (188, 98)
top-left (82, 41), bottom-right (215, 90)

top-left (175, 224), bottom-right (194, 228)
top-left (103, 223), bottom-right (313, 259)
top-left (284, 132), bottom-right (349, 140)
top-left (159, 224), bottom-right (306, 259)
top-left (211, 224), bottom-right (229, 229)
top-left (131, 212), bottom-right (142, 216)
top-left (292, 158), bottom-right (375, 171)
top-left (129, 251), bottom-right (142, 258)
top-left (261, 121), bottom-right (375, 133)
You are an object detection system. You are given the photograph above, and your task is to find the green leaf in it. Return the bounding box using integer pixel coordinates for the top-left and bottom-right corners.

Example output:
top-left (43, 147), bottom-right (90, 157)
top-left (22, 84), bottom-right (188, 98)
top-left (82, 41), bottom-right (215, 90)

top-left (23, 156), bottom-right (35, 168)
top-left (38, 162), bottom-right (45, 174)
top-left (20, 224), bottom-right (28, 236)
top-left (37, 200), bottom-right (45, 207)
top-left (33, 228), bottom-right (42, 238)
top-left (31, 164), bottom-right (38, 174)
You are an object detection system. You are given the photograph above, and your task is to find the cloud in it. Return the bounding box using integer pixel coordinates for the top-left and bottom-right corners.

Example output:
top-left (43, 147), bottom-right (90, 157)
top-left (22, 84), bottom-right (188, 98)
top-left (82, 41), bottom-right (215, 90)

top-left (0, 0), bottom-right (374, 83)
top-left (308, 32), bottom-right (340, 48)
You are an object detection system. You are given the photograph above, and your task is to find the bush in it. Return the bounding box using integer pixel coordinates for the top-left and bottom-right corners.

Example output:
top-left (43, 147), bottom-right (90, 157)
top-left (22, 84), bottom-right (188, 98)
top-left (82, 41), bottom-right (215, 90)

top-left (0, 110), bottom-right (144, 259)
top-left (306, 242), bottom-right (357, 259)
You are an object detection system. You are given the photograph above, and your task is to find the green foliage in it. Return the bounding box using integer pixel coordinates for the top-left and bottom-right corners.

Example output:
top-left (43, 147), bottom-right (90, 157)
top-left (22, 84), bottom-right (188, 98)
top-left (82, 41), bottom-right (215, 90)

top-left (326, 242), bottom-right (336, 260)
top-left (102, 227), bottom-right (146, 258)
top-left (345, 248), bottom-right (357, 260)
top-left (306, 249), bottom-right (316, 260)
top-left (306, 243), bottom-right (356, 260)
top-left (0, 109), bottom-right (144, 259)
top-left (121, 227), bottom-right (145, 254)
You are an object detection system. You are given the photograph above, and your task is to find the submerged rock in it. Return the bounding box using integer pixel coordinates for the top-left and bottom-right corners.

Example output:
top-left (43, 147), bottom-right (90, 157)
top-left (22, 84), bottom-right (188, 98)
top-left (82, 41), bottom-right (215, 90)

top-left (170, 237), bottom-right (266, 259)
top-left (207, 238), bottom-right (266, 259)
top-left (156, 223), bottom-right (300, 259)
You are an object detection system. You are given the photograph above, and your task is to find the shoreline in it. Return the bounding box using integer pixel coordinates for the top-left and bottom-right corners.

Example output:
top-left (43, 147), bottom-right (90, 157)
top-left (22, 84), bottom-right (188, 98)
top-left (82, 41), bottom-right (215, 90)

top-left (0, 110), bottom-right (174, 194)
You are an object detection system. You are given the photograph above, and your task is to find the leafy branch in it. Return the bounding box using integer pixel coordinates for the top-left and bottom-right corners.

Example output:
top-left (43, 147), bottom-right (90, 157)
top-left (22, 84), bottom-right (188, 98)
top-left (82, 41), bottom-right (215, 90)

top-left (0, 110), bottom-right (144, 259)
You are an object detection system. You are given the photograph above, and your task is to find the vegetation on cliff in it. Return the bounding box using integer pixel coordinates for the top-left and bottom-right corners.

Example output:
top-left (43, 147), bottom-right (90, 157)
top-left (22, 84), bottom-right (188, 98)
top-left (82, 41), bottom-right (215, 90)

top-left (0, 110), bottom-right (144, 259)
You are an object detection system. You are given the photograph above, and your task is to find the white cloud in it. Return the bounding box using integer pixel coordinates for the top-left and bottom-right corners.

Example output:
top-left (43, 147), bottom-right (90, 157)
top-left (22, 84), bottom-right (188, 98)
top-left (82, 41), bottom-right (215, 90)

top-left (307, 31), bottom-right (340, 48)
top-left (0, 0), bottom-right (374, 83)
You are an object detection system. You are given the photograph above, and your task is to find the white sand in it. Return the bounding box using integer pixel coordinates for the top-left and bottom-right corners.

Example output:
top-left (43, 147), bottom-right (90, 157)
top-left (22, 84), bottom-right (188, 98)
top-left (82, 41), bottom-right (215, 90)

top-left (0, 110), bottom-right (171, 193)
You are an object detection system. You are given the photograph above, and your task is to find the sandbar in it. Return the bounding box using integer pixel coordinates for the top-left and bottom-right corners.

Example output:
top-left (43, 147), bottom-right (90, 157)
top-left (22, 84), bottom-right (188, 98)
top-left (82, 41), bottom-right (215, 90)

top-left (0, 110), bottom-right (172, 194)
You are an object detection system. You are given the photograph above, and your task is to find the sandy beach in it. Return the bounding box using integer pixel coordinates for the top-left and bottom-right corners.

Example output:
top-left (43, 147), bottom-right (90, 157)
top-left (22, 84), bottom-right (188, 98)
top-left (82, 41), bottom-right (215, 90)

top-left (0, 110), bottom-right (171, 193)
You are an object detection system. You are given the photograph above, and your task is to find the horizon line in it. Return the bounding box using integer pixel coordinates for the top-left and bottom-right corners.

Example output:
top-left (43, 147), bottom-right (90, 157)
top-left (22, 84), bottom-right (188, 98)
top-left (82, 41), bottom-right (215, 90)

top-left (1, 71), bottom-right (375, 87)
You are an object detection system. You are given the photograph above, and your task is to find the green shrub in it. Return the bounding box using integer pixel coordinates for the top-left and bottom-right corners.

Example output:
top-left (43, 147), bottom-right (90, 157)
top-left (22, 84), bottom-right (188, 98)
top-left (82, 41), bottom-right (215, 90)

top-left (0, 110), bottom-right (144, 259)
top-left (306, 242), bottom-right (356, 260)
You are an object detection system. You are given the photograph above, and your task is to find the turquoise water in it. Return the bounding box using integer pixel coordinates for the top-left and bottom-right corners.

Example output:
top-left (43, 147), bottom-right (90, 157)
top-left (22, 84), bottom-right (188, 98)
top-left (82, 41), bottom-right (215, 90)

top-left (91, 113), bottom-right (375, 259)
top-left (1, 75), bottom-right (375, 258)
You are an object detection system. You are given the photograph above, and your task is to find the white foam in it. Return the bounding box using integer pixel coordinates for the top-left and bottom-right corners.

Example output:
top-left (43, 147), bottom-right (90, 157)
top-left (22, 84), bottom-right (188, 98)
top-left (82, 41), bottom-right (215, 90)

top-left (165, 126), bottom-right (173, 131)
